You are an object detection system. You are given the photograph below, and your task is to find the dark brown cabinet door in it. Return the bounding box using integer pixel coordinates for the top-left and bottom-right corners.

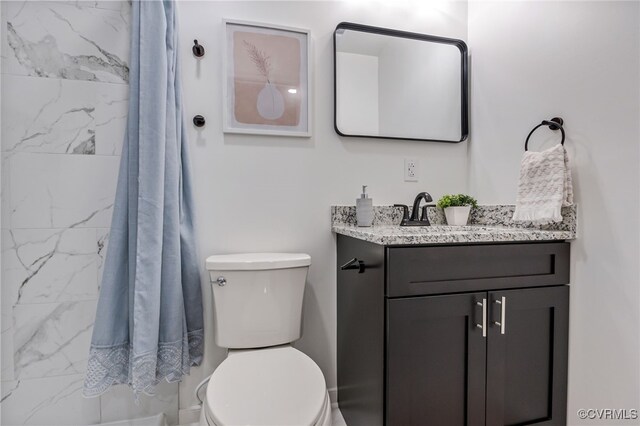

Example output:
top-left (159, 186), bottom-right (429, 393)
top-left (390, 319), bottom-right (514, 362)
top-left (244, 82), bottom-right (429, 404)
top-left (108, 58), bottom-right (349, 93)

top-left (387, 293), bottom-right (487, 426)
top-left (486, 286), bottom-right (569, 426)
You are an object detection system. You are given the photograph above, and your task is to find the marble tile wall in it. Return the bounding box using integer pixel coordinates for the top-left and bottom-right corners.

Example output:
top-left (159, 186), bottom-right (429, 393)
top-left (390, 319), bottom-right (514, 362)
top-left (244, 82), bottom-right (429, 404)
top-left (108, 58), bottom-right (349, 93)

top-left (1, 2), bottom-right (178, 424)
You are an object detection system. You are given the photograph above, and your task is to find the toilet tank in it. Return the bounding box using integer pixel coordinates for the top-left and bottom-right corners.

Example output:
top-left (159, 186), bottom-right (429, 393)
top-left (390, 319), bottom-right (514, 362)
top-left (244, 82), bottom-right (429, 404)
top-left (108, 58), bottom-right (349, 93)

top-left (205, 253), bottom-right (311, 349)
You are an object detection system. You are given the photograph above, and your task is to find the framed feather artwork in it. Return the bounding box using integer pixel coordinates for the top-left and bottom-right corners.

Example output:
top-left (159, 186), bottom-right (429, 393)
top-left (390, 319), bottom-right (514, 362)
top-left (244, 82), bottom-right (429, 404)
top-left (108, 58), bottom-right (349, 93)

top-left (223, 20), bottom-right (312, 137)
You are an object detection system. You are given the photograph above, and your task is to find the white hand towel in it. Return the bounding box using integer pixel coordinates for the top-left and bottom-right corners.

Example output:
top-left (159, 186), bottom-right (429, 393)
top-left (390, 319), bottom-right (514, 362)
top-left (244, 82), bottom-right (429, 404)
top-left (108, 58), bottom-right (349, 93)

top-left (512, 143), bottom-right (573, 224)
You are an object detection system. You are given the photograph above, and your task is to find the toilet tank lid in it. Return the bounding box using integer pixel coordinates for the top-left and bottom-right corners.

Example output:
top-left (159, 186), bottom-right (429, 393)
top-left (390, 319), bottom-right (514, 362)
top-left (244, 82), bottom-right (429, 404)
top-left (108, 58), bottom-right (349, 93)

top-left (206, 253), bottom-right (311, 271)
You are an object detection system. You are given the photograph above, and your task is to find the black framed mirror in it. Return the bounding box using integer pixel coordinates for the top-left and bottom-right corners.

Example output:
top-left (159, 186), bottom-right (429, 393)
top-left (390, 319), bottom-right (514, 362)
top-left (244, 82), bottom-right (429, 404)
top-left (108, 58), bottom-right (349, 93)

top-left (333, 22), bottom-right (468, 143)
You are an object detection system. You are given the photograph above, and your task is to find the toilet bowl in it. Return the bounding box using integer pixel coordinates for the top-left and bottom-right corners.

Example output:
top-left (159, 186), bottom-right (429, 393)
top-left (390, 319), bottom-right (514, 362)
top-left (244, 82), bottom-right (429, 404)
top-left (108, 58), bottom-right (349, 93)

top-left (200, 253), bottom-right (331, 426)
top-left (200, 346), bottom-right (331, 426)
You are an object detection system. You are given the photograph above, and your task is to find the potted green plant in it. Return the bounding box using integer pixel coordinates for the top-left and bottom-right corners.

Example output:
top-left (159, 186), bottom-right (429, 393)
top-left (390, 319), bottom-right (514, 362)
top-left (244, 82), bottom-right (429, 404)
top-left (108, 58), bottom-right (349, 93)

top-left (437, 194), bottom-right (478, 226)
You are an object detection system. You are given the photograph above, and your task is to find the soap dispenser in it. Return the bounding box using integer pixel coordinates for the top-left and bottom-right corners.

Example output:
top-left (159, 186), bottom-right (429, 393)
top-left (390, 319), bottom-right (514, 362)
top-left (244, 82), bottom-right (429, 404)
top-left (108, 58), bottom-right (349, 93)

top-left (356, 185), bottom-right (374, 227)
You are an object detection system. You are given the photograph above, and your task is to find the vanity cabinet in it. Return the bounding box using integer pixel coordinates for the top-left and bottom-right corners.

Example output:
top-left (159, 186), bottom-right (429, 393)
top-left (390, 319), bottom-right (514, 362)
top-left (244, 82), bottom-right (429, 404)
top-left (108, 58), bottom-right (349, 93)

top-left (337, 235), bottom-right (570, 426)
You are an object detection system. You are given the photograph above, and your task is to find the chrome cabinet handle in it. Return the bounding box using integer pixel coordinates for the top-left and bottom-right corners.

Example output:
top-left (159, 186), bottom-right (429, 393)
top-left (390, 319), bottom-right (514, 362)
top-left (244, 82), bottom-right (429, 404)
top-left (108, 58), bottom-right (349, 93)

top-left (493, 297), bottom-right (506, 334)
top-left (476, 299), bottom-right (487, 337)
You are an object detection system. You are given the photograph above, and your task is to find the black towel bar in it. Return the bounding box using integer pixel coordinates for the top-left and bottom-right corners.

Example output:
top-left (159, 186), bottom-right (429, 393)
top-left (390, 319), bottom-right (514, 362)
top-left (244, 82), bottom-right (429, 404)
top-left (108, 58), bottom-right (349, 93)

top-left (525, 117), bottom-right (565, 151)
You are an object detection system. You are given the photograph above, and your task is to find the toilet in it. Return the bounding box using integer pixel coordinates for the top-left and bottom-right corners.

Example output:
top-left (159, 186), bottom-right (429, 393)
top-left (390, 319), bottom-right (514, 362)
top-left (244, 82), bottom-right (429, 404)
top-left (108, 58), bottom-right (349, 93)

top-left (200, 253), bottom-right (332, 426)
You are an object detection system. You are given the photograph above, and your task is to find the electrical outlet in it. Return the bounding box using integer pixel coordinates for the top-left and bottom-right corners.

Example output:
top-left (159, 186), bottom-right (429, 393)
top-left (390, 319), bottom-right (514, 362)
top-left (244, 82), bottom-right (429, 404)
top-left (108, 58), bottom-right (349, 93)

top-left (404, 159), bottom-right (419, 182)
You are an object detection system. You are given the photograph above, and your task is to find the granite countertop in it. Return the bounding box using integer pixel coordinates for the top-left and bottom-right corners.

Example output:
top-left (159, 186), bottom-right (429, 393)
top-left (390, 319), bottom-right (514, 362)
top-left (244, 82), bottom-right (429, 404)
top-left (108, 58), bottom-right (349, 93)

top-left (332, 223), bottom-right (574, 245)
top-left (331, 205), bottom-right (577, 246)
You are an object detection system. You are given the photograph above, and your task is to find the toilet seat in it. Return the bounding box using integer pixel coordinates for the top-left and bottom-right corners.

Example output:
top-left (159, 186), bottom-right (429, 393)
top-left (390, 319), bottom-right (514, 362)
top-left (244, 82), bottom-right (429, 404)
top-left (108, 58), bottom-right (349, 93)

top-left (204, 345), bottom-right (328, 426)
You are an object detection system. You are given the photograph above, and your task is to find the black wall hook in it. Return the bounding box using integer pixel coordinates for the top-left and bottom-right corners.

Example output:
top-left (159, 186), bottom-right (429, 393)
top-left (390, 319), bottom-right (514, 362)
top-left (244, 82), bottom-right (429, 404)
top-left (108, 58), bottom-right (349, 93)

top-left (193, 115), bottom-right (205, 127)
top-left (192, 40), bottom-right (205, 57)
top-left (525, 117), bottom-right (565, 151)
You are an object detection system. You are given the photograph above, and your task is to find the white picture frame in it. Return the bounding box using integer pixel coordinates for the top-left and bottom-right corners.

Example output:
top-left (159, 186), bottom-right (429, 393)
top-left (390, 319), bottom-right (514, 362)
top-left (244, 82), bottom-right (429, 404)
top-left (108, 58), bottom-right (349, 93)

top-left (223, 19), bottom-right (312, 137)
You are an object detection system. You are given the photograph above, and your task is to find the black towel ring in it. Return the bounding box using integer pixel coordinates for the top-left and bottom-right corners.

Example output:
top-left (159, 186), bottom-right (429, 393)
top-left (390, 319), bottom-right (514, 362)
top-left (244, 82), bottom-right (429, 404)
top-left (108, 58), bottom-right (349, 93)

top-left (525, 117), bottom-right (565, 151)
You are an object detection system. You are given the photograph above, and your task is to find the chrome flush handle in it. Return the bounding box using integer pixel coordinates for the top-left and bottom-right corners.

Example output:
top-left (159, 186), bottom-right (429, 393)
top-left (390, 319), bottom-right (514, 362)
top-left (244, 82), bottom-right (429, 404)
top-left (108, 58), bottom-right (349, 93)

top-left (215, 276), bottom-right (226, 286)
top-left (476, 299), bottom-right (487, 338)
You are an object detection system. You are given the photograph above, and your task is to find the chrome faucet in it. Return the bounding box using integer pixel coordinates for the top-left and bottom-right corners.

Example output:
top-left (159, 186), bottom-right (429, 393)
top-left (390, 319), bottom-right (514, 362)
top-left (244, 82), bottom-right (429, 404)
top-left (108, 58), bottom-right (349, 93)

top-left (394, 192), bottom-right (433, 226)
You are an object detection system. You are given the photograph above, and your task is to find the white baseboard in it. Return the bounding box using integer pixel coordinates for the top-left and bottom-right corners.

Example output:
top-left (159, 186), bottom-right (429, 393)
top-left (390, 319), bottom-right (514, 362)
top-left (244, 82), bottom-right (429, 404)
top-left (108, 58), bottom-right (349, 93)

top-left (328, 386), bottom-right (338, 408)
top-left (178, 407), bottom-right (201, 425)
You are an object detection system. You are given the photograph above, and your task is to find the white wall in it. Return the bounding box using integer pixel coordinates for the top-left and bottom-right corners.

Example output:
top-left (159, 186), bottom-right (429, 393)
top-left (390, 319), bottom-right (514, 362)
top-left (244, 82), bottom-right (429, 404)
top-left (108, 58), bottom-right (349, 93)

top-left (177, 0), bottom-right (469, 410)
top-left (468, 2), bottom-right (640, 423)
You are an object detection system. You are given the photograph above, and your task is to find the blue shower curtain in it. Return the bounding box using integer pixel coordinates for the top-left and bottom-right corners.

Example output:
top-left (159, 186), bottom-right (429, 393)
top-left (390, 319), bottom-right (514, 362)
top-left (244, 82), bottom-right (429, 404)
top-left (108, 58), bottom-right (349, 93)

top-left (83, 0), bottom-right (203, 398)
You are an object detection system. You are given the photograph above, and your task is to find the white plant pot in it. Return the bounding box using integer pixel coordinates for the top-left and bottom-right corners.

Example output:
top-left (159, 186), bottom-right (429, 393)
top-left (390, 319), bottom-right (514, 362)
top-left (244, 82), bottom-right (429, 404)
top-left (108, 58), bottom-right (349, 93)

top-left (444, 206), bottom-right (471, 226)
